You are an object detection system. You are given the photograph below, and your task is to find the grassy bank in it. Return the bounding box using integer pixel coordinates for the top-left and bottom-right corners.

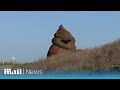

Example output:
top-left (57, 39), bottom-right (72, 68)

top-left (12, 39), bottom-right (120, 73)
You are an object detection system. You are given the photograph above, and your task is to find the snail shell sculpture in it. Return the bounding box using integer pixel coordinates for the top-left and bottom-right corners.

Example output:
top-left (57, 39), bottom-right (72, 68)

top-left (47, 25), bottom-right (77, 57)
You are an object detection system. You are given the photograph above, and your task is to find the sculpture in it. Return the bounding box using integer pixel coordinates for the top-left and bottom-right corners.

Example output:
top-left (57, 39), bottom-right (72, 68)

top-left (47, 25), bottom-right (77, 57)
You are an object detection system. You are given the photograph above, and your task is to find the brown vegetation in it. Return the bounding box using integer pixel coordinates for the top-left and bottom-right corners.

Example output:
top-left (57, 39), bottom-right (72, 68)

top-left (0, 60), bottom-right (22, 65)
top-left (17, 39), bottom-right (120, 73)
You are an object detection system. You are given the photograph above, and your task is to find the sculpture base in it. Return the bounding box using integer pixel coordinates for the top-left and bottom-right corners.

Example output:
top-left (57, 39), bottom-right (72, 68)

top-left (47, 44), bottom-right (69, 57)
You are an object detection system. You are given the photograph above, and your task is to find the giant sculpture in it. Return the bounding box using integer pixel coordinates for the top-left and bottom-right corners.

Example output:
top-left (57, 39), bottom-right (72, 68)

top-left (47, 25), bottom-right (77, 57)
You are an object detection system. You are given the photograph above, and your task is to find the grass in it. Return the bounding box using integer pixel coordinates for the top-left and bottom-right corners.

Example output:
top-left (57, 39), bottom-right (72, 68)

top-left (12, 39), bottom-right (120, 73)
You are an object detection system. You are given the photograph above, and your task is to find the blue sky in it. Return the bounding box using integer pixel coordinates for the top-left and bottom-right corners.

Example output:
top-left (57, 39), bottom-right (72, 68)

top-left (0, 11), bottom-right (120, 62)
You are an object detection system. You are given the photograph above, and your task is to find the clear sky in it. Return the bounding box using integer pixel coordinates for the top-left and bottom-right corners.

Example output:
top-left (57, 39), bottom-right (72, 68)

top-left (0, 11), bottom-right (120, 62)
